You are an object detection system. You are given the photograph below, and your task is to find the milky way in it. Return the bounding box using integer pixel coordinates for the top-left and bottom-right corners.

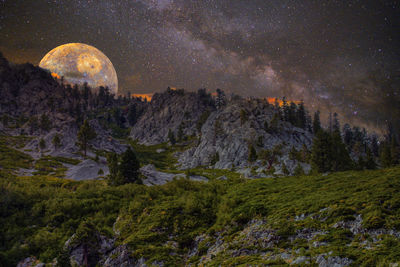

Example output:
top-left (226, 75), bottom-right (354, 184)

top-left (0, 0), bottom-right (399, 133)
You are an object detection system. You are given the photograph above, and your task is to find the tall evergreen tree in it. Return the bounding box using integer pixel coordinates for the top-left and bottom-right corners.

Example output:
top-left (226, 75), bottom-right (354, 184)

top-left (370, 135), bottom-right (379, 157)
top-left (282, 97), bottom-right (290, 122)
top-left (296, 101), bottom-right (306, 129)
top-left (342, 123), bottom-right (353, 149)
top-left (112, 107), bottom-right (125, 128)
top-left (380, 143), bottom-right (392, 168)
top-left (119, 147), bottom-right (140, 183)
top-left (106, 152), bottom-right (119, 183)
top-left (311, 130), bottom-right (332, 173)
top-left (40, 114), bottom-right (52, 131)
top-left (312, 111), bottom-right (321, 134)
top-left (288, 102), bottom-right (297, 125)
top-left (330, 129), bottom-right (352, 171)
top-left (248, 144), bottom-right (257, 162)
top-left (293, 163), bottom-right (305, 176)
top-left (177, 123), bottom-right (185, 142)
top-left (390, 137), bottom-right (399, 165)
top-left (52, 134), bottom-right (61, 150)
top-left (107, 147), bottom-right (141, 186)
top-left (77, 120), bottom-right (97, 156)
top-left (127, 104), bottom-right (137, 126)
top-left (365, 147), bottom-right (376, 169)
top-left (332, 112), bottom-right (340, 133)
top-left (215, 88), bottom-right (226, 109)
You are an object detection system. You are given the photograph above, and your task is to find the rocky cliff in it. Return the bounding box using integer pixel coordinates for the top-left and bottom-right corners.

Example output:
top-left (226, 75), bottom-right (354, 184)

top-left (130, 88), bottom-right (215, 144)
top-left (130, 89), bottom-right (313, 175)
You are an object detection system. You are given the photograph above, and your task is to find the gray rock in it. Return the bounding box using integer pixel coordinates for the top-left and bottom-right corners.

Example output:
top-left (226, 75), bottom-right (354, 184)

top-left (101, 245), bottom-right (136, 267)
top-left (65, 232), bottom-right (114, 267)
top-left (291, 256), bottom-right (310, 265)
top-left (280, 252), bottom-right (292, 261)
top-left (131, 90), bottom-right (215, 145)
top-left (316, 255), bottom-right (353, 267)
top-left (177, 98), bottom-right (313, 172)
top-left (17, 257), bottom-right (38, 267)
top-left (65, 159), bottom-right (109, 180)
top-left (188, 175), bottom-right (208, 182)
top-left (140, 164), bottom-right (185, 185)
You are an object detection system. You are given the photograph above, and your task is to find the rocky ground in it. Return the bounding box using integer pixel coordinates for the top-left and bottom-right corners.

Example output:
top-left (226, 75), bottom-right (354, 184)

top-left (17, 211), bottom-right (400, 267)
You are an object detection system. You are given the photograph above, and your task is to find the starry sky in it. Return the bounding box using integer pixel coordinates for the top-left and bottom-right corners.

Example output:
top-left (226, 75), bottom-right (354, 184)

top-left (0, 0), bottom-right (399, 133)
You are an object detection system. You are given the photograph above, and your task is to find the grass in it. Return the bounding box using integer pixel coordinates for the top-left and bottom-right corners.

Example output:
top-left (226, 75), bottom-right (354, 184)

top-left (32, 156), bottom-right (80, 177)
top-left (0, 166), bottom-right (399, 266)
top-left (129, 137), bottom-right (198, 171)
top-left (0, 136), bottom-right (33, 171)
top-left (1, 133), bottom-right (399, 266)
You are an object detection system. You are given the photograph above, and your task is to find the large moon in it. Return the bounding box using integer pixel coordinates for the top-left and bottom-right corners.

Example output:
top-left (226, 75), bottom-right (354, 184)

top-left (39, 43), bottom-right (118, 94)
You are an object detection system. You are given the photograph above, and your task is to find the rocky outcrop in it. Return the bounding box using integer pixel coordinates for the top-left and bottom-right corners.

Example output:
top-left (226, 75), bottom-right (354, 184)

top-left (129, 89), bottom-right (313, 174)
top-left (130, 89), bottom-right (215, 145)
top-left (178, 98), bottom-right (313, 173)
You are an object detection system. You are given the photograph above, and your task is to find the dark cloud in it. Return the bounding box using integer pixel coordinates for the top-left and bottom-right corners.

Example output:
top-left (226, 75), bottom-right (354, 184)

top-left (0, 0), bottom-right (399, 132)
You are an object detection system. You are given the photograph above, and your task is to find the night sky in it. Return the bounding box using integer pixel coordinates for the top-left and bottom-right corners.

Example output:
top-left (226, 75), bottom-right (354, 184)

top-left (0, 0), bottom-right (399, 133)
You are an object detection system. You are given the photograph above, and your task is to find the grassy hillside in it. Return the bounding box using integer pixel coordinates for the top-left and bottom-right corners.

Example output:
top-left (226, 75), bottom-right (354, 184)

top-left (0, 137), bottom-right (400, 266)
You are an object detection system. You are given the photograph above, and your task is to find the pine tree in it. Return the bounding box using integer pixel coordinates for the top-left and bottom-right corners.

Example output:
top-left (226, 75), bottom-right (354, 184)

top-left (40, 114), bottom-right (52, 131)
top-left (215, 88), bottom-right (226, 109)
top-left (248, 144), bottom-right (257, 162)
top-left (370, 135), bottom-right (379, 157)
top-left (52, 134), bottom-right (61, 150)
top-left (311, 130), bottom-right (332, 173)
top-left (106, 153), bottom-right (119, 184)
top-left (289, 146), bottom-right (299, 160)
top-left (293, 164), bottom-right (305, 176)
top-left (332, 112), bottom-right (340, 133)
top-left (177, 123), bottom-right (185, 142)
top-left (39, 138), bottom-right (46, 152)
top-left (240, 109), bottom-right (248, 125)
top-left (256, 136), bottom-right (264, 147)
top-left (380, 143), bottom-right (392, 168)
top-left (390, 137), bottom-right (399, 165)
top-left (282, 97), bottom-right (290, 121)
top-left (112, 107), bottom-right (125, 128)
top-left (342, 123), bottom-right (353, 149)
top-left (312, 111), bottom-right (321, 134)
top-left (127, 104), bottom-right (137, 126)
top-left (269, 113), bottom-right (280, 133)
top-left (263, 121), bottom-right (269, 132)
top-left (281, 162), bottom-right (290, 175)
top-left (330, 126), bottom-right (352, 172)
top-left (296, 101), bottom-right (306, 129)
top-left (357, 156), bottom-right (365, 170)
top-left (365, 147), bottom-right (376, 170)
top-left (119, 147), bottom-right (140, 183)
top-left (77, 120), bottom-right (97, 157)
top-left (288, 102), bottom-right (297, 125)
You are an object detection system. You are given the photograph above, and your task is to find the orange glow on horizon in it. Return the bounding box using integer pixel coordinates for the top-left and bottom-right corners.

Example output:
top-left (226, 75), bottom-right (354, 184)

top-left (266, 97), bottom-right (301, 107)
top-left (51, 72), bottom-right (61, 79)
top-left (132, 93), bottom-right (153, 101)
